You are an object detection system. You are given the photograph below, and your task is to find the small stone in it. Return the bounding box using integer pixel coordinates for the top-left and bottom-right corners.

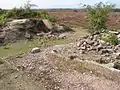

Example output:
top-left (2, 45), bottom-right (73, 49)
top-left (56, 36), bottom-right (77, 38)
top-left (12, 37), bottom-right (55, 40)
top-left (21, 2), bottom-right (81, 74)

top-left (97, 44), bottom-right (103, 51)
top-left (113, 53), bottom-right (120, 59)
top-left (106, 46), bottom-right (113, 49)
top-left (93, 41), bottom-right (98, 46)
top-left (97, 58), bottom-right (108, 64)
top-left (76, 42), bottom-right (81, 47)
top-left (109, 31), bottom-right (119, 35)
top-left (99, 40), bottom-right (106, 45)
top-left (80, 50), bottom-right (85, 54)
top-left (89, 36), bottom-right (93, 40)
top-left (30, 47), bottom-right (40, 53)
top-left (25, 31), bottom-right (31, 39)
top-left (0, 60), bottom-right (4, 64)
top-left (80, 46), bottom-right (86, 50)
top-left (36, 33), bottom-right (44, 36)
top-left (117, 34), bottom-right (120, 38)
top-left (83, 41), bottom-right (87, 45)
top-left (114, 61), bottom-right (120, 70)
top-left (51, 49), bottom-right (57, 54)
top-left (59, 33), bottom-right (66, 39)
top-left (68, 55), bottom-right (78, 60)
top-left (86, 39), bottom-right (94, 45)
top-left (106, 63), bottom-right (114, 68)
top-left (90, 71), bottom-right (93, 74)
top-left (14, 75), bottom-right (18, 79)
top-left (42, 19), bottom-right (53, 30)
top-left (99, 49), bottom-right (113, 55)
top-left (93, 35), bottom-right (98, 41)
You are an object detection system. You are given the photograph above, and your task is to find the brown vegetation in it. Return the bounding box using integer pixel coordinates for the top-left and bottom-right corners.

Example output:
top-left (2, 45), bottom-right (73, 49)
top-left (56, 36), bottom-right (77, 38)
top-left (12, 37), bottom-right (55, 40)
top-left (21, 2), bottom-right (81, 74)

top-left (47, 10), bottom-right (120, 30)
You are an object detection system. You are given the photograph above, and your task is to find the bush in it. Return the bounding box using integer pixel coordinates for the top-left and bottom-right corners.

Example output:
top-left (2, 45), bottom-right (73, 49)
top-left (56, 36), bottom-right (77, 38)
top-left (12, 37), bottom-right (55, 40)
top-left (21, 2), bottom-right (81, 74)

top-left (113, 8), bottom-right (120, 12)
top-left (85, 2), bottom-right (114, 34)
top-left (0, 0), bottom-right (57, 24)
top-left (101, 32), bottom-right (118, 45)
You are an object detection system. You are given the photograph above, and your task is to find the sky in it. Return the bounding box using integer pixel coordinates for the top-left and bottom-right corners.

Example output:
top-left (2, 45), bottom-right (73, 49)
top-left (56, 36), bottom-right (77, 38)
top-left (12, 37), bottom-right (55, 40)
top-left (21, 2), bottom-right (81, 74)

top-left (0, 0), bottom-right (119, 9)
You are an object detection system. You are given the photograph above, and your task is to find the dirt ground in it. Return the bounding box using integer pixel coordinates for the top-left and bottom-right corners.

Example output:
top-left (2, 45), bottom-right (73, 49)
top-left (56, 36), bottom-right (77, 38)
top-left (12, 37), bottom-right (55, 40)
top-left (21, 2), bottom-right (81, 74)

top-left (0, 45), bottom-right (120, 90)
top-left (48, 10), bottom-right (120, 30)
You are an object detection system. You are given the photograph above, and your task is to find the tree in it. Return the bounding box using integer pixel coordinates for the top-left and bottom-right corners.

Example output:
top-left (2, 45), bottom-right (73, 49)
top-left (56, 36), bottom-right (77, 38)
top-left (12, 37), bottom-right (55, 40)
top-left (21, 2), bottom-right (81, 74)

top-left (84, 2), bottom-right (115, 34)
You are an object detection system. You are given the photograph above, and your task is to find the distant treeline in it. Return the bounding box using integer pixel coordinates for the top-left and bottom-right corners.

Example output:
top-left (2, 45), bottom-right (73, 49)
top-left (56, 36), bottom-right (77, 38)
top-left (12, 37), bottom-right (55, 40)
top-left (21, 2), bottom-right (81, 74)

top-left (1, 8), bottom-right (120, 12)
top-left (113, 8), bottom-right (120, 12)
top-left (33, 8), bottom-right (120, 12)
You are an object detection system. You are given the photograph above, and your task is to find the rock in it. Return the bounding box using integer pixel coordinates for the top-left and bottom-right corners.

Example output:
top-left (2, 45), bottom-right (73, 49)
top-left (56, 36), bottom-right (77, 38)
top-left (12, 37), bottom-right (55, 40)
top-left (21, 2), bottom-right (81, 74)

top-left (56, 25), bottom-right (64, 31)
top-left (68, 54), bottom-right (78, 60)
top-left (25, 31), bottom-right (31, 39)
top-left (97, 58), bottom-right (109, 64)
top-left (87, 40), bottom-right (94, 45)
top-left (96, 44), bottom-right (103, 51)
top-left (82, 41), bottom-right (87, 45)
top-left (113, 53), bottom-right (120, 59)
top-left (93, 35), bottom-right (98, 41)
top-left (117, 34), bottom-right (120, 38)
top-left (7, 19), bottom-right (28, 25)
top-left (0, 60), bottom-right (4, 64)
top-left (30, 47), bottom-right (40, 53)
top-left (99, 40), bottom-right (106, 45)
top-left (51, 49), bottom-right (57, 54)
top-left (80, 46), bottom-right (86, 50)
top-left (89, 36), bottom-right (93, 40)
top-left (106, 63), bottom-right (114, 68)
top-left (58, 33), bottom-right (69, 39)
top-left (42, 19), bottom-right (53, 30)
top-left (109, 31), bottom-right (119, 35)
top-left (76, 42), bottom-right (81, 47)
top-left (93, 41), bottom-right (99, 46)
top-left (36, 33), bottom-right (45, 36)
top-left (79, 50), bottom-right (85, 54)
top-left (114, 61), bottom-right (120, 70)
top-left (99, 49), bottom-right (113, 55)
top-left (106, 46), bottom-right (113, 49)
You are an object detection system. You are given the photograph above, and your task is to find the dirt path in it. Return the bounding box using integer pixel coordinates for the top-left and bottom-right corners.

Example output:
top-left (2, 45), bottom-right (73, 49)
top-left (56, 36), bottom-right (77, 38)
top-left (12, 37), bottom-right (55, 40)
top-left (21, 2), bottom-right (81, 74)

top-left (0, 47), bottom-right (119, 90)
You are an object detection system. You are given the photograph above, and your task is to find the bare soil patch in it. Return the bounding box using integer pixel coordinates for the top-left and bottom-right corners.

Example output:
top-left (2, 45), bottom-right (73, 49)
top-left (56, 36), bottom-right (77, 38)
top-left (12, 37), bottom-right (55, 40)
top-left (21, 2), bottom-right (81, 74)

top-left (48, 10), bottom-right (120, 29)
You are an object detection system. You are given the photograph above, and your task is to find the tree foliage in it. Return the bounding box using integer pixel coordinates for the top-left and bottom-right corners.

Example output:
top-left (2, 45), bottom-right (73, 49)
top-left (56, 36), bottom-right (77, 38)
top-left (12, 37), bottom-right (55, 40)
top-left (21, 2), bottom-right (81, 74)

top-left (84, 2), bottom-right (115, 34)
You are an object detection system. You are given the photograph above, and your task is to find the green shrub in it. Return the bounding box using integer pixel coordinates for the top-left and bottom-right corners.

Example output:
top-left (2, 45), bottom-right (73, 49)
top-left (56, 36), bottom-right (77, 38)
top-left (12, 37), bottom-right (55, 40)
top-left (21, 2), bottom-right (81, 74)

top-left (85, 2), bottom-right (114, 34)
top-left (113, 8), bottom-right (120, 12)
top-left (101, 32), bottom-right (118, 45)
top-left (0, 0), bottom-right (56, 24)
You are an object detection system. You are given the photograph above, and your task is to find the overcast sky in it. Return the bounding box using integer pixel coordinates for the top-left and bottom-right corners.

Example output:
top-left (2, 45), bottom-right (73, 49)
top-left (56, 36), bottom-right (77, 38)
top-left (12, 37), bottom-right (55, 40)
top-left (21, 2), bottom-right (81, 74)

top-left (0, 0), bottom-right (119, 9)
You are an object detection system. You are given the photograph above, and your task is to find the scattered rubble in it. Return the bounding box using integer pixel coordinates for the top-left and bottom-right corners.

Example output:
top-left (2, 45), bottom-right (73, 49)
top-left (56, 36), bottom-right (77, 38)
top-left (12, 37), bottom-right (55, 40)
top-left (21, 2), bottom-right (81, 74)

top-left (44, 32), bottom-right (120, 71)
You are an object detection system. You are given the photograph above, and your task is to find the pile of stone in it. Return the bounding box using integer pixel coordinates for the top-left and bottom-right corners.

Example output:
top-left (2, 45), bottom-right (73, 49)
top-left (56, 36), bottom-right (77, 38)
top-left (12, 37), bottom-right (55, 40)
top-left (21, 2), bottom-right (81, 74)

top-left (75, 33), bottom-right (120, 56)
top-left (76, 34), bottom-right (111, 54)
top-left (73, 33), bottom-right (120, 69)
top-left (0, 18), bottom-right (72, 44)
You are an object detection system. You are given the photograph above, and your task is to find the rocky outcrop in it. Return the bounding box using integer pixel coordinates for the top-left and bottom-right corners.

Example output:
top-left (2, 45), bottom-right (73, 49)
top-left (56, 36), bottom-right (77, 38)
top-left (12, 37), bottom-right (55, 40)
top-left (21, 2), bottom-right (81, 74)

top-left (0, 19), bottom-right (73, 45)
